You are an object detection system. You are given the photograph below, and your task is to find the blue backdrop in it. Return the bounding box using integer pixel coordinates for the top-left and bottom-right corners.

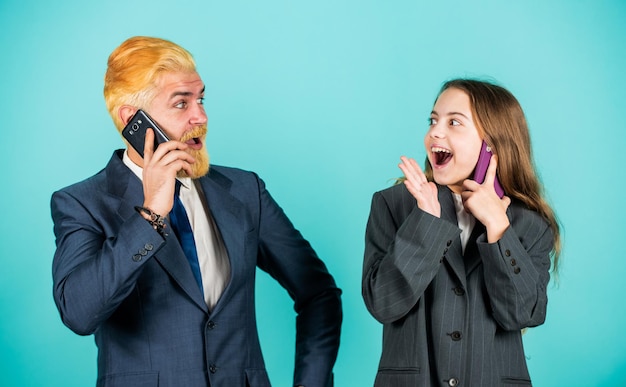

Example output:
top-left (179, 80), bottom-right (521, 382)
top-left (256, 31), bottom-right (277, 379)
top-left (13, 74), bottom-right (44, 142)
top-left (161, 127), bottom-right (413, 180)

top-left (1, 1), bottom-right (625, 386)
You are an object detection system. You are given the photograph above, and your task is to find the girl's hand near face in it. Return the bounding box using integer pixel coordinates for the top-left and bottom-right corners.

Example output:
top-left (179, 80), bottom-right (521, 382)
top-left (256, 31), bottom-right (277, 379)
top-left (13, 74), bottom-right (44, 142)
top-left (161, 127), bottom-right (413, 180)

top-left (399, 156), bottom-right (441, 218)
top-left (461, 155), bottom-right (511, 243)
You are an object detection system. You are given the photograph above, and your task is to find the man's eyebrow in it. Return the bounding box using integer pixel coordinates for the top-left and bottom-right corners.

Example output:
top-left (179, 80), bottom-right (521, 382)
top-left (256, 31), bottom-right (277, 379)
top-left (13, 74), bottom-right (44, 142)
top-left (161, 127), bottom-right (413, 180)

top-left (169, 86), bottom-right (205, 99)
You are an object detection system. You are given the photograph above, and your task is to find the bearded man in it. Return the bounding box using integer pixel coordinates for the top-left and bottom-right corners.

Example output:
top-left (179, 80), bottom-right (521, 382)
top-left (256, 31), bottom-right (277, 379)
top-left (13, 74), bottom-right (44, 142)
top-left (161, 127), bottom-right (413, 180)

top-left (50, 36), bottom-right (342, 387)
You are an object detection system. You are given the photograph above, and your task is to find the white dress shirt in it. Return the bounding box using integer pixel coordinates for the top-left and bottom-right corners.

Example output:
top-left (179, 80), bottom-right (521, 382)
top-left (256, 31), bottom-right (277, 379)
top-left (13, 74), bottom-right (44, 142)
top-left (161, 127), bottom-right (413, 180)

top-left (452, 192), bottom-right (475, 254)
top-left (123, 150), bottom-right (230, 310)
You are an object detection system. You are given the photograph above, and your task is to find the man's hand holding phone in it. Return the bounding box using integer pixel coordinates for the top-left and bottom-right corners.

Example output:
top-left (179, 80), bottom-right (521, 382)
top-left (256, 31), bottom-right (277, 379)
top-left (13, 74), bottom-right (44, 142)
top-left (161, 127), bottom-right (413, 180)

top-left (122, 110), bottom-right (195, 217)
top-left (141, 128), bottom-right (195, 217)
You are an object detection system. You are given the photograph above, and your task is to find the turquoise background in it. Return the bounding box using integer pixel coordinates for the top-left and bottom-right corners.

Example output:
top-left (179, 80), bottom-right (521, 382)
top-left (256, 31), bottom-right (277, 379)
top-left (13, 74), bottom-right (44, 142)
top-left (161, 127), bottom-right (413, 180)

top-left (1, 0), bottom-right (625, 386)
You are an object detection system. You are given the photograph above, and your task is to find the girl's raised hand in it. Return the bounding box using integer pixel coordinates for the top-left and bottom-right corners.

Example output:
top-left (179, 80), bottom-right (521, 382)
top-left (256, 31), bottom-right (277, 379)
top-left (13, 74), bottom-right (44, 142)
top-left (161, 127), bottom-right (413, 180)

top-left (399, 156), bottom-right (440, 218)
top-left (461, 155), bottom-right (511, 242)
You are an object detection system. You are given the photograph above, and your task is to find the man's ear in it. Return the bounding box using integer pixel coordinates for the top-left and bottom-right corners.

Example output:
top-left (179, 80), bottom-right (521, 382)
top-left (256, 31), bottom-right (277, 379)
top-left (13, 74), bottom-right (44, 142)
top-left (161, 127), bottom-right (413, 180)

top-left (118, 105), bottom-right (137, 126)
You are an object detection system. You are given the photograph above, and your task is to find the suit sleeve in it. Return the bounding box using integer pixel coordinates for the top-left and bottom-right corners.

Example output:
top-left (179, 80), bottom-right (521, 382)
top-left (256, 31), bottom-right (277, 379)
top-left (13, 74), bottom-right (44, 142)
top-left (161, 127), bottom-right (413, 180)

top-left (51, 189), bottom-right (166, 335)
top-left (478, 207), bottom-right (553, 330)
top-left (253, 176), bottom-right (342, 387)
top-left (362, 190), bottom-right (460, 324)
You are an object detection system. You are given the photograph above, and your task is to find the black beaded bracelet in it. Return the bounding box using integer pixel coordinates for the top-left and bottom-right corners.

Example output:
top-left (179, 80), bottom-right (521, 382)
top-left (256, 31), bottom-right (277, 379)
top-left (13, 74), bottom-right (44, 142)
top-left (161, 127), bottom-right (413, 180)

top-left (134, 206), bottom-right (168, 236)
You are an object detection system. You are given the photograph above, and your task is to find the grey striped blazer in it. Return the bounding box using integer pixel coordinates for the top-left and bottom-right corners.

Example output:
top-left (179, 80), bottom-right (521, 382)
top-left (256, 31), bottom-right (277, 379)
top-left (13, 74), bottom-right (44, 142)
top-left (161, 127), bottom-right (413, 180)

top-left (362, 183), bottom-right (553, 387)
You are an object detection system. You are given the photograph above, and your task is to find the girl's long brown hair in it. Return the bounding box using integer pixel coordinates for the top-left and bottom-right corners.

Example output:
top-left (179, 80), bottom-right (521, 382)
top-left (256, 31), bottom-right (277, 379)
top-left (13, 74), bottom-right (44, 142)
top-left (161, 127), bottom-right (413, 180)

top-left (425, 79), bottom-right (561, 275)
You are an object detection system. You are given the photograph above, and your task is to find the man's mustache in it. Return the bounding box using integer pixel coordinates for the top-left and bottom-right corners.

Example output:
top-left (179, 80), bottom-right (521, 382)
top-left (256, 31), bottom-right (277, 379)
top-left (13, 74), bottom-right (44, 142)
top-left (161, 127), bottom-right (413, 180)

top-left (180, 125), bottom-right (207, 142)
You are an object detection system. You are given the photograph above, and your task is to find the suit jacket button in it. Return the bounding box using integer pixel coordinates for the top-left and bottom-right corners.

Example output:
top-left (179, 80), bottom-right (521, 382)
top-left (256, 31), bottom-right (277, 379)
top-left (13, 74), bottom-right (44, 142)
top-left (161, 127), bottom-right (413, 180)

top-left (207, 320), bottom-right (216, 330)
top-left (209, 364), bottom-right (217, 373)
top-left (514, 267), bottom-right (521, 274)
top-left (505, 249), bottom-right (511, 256)
top-left (449, 331), bottom-right (462, 341)
top-left (132, 254), bottom-right (142, 262)
top-left (145, 243), bottom-right (154, 251)
top-left (453, 287), bottom-right (465, 296)
top-left (448, 378), bottom-right (459, 386)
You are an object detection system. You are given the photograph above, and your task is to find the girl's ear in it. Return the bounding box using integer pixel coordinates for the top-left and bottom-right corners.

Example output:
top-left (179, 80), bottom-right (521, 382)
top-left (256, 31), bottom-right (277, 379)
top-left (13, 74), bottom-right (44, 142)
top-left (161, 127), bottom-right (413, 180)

top-left (118, 105), bottom-right (137, 126)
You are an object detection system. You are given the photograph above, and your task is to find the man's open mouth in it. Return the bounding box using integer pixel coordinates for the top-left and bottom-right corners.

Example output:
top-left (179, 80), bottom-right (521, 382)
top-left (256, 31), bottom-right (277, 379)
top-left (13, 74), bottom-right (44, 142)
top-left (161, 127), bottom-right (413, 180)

top-left (185, 137), bottom-right (203, 149)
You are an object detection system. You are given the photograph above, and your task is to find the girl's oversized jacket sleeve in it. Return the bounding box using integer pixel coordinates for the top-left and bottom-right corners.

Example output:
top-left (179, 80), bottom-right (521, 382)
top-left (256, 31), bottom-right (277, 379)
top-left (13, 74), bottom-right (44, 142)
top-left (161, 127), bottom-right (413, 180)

top-left (362, 183), bottom-right (552, 330)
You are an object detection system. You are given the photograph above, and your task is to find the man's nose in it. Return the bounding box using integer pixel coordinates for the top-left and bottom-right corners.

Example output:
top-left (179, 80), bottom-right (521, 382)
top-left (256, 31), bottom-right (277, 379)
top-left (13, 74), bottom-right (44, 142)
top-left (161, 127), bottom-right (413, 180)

top-left (190, 104), bottom-right (208, 125)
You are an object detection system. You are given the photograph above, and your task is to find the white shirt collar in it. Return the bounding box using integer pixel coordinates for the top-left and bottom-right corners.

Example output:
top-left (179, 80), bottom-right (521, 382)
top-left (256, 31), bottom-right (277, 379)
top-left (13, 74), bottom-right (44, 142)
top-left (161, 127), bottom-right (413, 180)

top-left (122, 149), bottom-right (191, 190)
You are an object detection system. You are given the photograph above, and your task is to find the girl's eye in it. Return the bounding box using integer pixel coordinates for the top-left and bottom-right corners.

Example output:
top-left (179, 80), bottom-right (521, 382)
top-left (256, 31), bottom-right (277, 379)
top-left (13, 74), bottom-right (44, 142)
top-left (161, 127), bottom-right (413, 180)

top-left (449, 119), bottom-right (460, 126)
top-left (428, 117), bottom-right (437, 126)
top-left (197, 97), bottom-right (205, 105)
top-left (174, 101), bottom-right (187, 109)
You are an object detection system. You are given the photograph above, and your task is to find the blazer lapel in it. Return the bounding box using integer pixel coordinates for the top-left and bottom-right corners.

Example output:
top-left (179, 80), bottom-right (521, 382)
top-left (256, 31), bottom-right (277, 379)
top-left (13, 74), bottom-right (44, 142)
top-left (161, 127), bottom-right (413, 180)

top-left (197, 168), bottom-right (246, 316)
top-left (438, 187), bottom-right (467, 287)
top-left (464, 222), bottom-right (486, 275)
top-left (106, 150), bottom-right (209, 312)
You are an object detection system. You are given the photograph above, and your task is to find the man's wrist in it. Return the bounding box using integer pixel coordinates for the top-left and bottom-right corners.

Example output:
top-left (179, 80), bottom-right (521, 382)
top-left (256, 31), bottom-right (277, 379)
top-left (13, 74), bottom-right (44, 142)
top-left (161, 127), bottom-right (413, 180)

top-left (134, 206), bottom-right (168, 236)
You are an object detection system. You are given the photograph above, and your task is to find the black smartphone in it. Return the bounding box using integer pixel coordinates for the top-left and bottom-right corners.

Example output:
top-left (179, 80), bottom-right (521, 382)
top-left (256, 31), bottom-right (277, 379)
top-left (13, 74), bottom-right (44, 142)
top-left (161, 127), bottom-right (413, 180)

top-left (472, 140), bottom-right (505, 198)
top-left (121, 109), bottom-right (169, 158)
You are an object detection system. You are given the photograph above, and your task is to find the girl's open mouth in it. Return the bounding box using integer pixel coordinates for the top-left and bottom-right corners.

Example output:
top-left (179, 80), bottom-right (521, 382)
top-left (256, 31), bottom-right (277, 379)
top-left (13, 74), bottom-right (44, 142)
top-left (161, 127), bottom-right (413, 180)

top-left (431, 146), bottom-right (452, 166)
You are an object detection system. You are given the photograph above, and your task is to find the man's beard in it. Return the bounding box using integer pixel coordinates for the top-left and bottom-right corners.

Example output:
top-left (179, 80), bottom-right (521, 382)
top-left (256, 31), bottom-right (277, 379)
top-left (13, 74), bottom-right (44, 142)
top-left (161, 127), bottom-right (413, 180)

top-left (177, 125), bottom-right (210, 179)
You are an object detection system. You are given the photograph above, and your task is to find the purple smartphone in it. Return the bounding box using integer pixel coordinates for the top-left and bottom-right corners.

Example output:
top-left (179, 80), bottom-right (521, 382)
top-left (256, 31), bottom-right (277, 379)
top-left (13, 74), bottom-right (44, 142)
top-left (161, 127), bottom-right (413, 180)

top-left (472, 141), bottom-right (505, 198)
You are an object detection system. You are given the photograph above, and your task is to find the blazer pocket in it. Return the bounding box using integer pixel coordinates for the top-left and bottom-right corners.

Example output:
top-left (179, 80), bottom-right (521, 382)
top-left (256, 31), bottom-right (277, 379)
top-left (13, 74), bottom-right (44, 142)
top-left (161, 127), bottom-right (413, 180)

top-left (501, 377), bottom-right (532, 386)
top-left (376, 367), bottom-right (423, 386)
top-left (97, 371), bottom-right (158, 387)
top-left (245, 368), bottom-right (271, 387)
top-left (378, 366), bottom-right (421, 374)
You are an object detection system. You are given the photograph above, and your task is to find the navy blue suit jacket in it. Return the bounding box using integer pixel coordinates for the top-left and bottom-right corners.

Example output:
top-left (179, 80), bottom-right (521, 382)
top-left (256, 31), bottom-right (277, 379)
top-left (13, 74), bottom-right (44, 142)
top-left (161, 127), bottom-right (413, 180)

top-left (51, 150), bottom-right (342, 387)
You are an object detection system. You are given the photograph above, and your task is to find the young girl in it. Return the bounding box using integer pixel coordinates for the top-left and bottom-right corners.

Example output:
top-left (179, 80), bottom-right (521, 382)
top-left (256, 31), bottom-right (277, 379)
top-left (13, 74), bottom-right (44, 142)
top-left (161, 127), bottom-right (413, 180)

top-left (362, 78), bottom-right (561, 387)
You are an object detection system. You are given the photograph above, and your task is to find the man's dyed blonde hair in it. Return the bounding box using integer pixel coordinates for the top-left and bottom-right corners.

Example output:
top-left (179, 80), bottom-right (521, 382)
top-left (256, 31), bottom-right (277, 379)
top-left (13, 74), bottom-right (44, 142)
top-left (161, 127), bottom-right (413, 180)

top-left (104, 36), bottom-right (196, 132)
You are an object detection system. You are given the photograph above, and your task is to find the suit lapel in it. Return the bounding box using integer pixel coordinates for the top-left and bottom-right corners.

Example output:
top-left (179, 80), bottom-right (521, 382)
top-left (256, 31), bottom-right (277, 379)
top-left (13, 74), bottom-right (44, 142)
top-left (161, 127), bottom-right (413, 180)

top-left (106, 150), bottom-right (209, 312)
top-left (464, 222), bottom-right (486, 275)
top-left (438, 187), bottom-right (467, 287)
top-left (197, 168), bottom-right (246, 316)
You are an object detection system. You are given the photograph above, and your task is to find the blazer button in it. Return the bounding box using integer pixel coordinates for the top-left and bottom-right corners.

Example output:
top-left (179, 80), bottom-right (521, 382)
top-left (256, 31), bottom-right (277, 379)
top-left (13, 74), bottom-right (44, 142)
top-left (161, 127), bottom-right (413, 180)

top-left (144, 243), bottom-right (154, 251)
top-left (448, 378), bottom-right (459, 386)
top-left (514, 267), bottom-right (521, 274)
top-left (449, 331), bottom-right (462, 341)
top-left (505, 249), bottom-right (511, 257)
top-left (132, 254), bottom-right (142, 262)
top-left (207, 320), bottom-right (216, 330)
top-left (209, 364), bottom-right (217, 374)
top-left (453, 287), bottom-right (465, 296)
top-left (446, 240), bottom-right (452, 246)
top-left (510, 258), bottom-right (517, 266)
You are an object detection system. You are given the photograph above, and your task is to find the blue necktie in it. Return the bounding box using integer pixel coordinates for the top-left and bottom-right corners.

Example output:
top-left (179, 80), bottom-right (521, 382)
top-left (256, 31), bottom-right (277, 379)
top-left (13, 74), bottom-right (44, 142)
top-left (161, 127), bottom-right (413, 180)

top-left (169, 181), bottom-right (204, 293)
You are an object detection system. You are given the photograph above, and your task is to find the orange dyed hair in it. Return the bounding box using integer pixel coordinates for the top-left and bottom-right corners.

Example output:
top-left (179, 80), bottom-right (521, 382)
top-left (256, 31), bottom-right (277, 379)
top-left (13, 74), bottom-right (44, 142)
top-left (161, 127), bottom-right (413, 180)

top-left (103, 36), bottom-right (196, 132)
